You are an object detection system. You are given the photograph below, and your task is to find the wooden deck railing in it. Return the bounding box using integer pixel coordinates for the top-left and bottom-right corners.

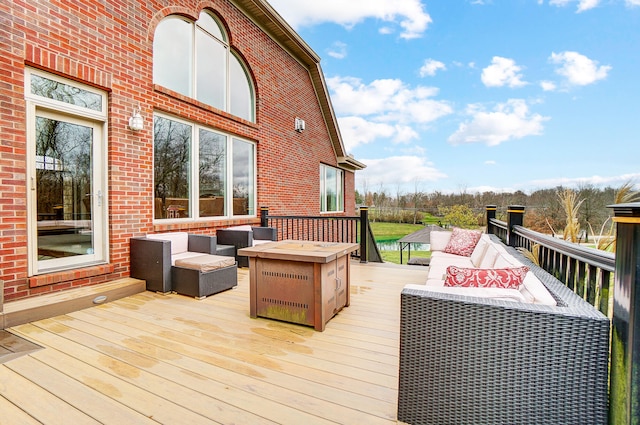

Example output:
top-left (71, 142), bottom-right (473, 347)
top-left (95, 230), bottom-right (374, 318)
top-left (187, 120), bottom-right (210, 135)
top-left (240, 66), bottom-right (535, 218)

top-left (259, 207), bottom-right (383, 263)
top-left (513, 225), bottom-right (615, 316)
top-left (487, 211), bottom-right (615, 318)
top-left (487, 203), bottom-right (640, 424)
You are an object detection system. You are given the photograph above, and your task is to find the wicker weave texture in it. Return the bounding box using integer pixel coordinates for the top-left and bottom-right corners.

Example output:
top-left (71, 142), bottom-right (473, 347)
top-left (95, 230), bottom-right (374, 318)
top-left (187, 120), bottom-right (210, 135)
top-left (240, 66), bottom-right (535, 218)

top-left (398, 240), bottom-right (610, 425)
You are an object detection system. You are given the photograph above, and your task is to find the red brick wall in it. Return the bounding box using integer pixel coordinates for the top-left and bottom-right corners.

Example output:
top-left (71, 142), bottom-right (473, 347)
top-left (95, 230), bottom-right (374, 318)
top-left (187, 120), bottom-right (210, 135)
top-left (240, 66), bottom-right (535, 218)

top-left (0, 0), bottom-right (356, 302)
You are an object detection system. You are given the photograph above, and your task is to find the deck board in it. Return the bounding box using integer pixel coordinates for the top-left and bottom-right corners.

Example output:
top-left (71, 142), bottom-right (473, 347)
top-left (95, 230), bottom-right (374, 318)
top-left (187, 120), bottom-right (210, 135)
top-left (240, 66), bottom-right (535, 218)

top-left (1, 262), bottom-right (428, 424)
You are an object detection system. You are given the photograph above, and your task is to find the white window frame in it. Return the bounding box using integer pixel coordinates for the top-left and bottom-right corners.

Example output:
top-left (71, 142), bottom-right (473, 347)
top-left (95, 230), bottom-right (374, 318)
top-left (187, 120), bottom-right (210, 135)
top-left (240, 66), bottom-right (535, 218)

top-left (153, 12), bottom-right (255, 122)
top-left (153, 112), bottom-right (256, 222)
top-left (24, 68), bottom-right (109, 275)
top-left (320, 164), bottom-right (344, 213)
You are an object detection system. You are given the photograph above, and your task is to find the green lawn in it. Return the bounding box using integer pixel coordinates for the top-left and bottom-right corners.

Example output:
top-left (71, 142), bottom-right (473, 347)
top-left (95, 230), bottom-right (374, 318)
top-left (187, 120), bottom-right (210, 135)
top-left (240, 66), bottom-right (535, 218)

top-left (369, 222), bottom-right (425, 242)
top-left (379, 249), bottom-right (431, 264)
top-left (370, 222), bottom-right (431, 264)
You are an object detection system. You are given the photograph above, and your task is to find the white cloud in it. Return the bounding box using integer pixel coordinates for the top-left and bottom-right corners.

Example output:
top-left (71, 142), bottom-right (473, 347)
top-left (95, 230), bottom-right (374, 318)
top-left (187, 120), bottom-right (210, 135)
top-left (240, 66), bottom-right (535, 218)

top-left (448, 99), bottom-right (550, 146)
top-left (357, 156), bottom-right (447, 188)
top-left (419, 59), bottom-right (446, 77)
top-left (550, 51), bottom-right (611, 86)
top-left (328, 77), bottom-right (452, 121)
top-left (394, 125), bottom-right (421, 143)
top-left (549, 0), bottom-right (600, 12)
top-left (529, 173), bottom-right (640, 189)
top-left (327, 41), bottom-right (347, 59)
top-left (468, 185), bottom-right (517, 194)
top-left (337, 117), bottom-right (395, 151)
top-left (481, 57), bottom-right (527, 88)
top-left (627, 0), bottom-right (640, 6)
top-left (337, 116), bottom-right (422, 151)
top-left (484, 160), bottom-right (497, 165)
top-left (540, 80), bottom-right (557, 91)
top-left (267, 0), bottom-right (432, 39)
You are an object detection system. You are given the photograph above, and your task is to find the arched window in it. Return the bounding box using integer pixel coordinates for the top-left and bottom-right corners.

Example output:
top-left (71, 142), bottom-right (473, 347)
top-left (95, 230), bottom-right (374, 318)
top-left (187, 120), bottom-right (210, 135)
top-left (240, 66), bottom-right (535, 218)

top-left (154, 11), bottom-right (255, 122)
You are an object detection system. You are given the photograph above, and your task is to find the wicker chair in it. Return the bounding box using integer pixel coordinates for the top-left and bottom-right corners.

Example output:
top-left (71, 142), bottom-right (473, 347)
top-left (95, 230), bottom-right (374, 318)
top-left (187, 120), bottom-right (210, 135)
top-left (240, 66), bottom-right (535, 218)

top-left (216, 226), bottom-right (277, 267)
top-left (398, 245), bottom-right (610, 425)
top-left (130, 233), bottom-right (237, 297)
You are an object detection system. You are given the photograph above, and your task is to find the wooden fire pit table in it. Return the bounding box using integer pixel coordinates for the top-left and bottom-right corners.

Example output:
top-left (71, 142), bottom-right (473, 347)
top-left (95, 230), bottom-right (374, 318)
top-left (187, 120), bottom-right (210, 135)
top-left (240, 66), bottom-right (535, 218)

top-left (238, 240), bottom-right (359, 331)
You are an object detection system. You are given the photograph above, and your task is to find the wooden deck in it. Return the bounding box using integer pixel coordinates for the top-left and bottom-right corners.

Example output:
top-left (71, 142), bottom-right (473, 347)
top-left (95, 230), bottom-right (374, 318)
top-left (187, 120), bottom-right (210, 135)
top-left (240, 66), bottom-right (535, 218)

top-left (0, 262), bottom-right (428, 424)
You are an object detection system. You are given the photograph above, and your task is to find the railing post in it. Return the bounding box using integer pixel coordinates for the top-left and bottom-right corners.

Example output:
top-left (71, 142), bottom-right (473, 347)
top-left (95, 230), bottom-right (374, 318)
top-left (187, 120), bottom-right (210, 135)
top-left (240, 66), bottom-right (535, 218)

top-left (507, 205), bottom-right (525, 247)
top-left (609, 202), bottom-right (640, 425)
top-left (486, 205), bottom-right (497, 235)
top-left (260, 206), bottom-right (269, 227)
top-left (360, 206), bottom-right (369, 263)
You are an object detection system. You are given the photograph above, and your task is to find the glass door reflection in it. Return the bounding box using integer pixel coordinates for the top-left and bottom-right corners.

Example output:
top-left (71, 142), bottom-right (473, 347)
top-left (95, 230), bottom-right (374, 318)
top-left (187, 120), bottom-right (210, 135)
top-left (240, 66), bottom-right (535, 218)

top-left (36, 117), bottom-right (94, 261)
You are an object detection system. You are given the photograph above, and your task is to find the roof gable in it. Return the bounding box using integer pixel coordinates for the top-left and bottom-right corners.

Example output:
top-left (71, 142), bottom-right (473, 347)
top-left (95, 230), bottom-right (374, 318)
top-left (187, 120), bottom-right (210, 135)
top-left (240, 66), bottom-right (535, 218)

top-left (232, 0), bottom-right (365, 171)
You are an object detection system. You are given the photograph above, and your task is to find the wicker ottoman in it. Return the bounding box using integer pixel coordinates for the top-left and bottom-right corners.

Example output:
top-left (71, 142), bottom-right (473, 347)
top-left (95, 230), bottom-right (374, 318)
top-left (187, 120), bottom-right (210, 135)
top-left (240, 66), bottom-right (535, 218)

top-left (172, 255), bottom-right (237, 299)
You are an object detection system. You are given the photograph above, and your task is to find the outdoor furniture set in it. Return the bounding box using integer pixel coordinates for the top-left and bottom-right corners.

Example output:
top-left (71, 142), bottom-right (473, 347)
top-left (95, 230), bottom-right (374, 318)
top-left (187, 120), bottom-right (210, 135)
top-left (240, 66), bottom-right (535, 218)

top-left (398, 229), bottom-right (611, 425)
top-left (130, 232), bottom-right (237, 299)
top-left (129, 226), bottom-right (610, 423)
top-left (130, 226), bottom-right (277, 299)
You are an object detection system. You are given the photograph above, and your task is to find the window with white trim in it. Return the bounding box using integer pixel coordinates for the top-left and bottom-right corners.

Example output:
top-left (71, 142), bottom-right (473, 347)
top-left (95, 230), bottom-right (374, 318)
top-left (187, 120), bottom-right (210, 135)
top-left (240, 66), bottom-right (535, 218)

top-left (153, 114), bottom-right (255, 220)
top-left (320, 164), bottom-right (344, 213)
top-left (153, 11), bottom-right (255, 122)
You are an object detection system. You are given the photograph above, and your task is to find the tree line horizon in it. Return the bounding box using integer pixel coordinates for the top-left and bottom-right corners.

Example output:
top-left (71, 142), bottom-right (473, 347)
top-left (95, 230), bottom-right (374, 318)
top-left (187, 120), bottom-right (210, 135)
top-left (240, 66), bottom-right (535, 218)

top-left (356, 182), bottom-right (639, 242)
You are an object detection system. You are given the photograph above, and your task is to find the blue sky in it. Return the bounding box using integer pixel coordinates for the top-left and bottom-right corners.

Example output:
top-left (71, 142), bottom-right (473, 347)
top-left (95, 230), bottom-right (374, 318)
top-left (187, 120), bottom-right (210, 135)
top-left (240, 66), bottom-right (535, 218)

top-left (267, 0), bottom-right (640, 195)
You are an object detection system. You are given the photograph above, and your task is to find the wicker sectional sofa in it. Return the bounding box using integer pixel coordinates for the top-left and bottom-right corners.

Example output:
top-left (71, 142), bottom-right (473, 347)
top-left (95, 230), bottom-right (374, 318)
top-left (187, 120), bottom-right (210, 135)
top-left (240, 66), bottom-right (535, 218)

top-left (398, 233), bottom-right (610, 425)
top-left (408, 231), bottom-right (558, 305)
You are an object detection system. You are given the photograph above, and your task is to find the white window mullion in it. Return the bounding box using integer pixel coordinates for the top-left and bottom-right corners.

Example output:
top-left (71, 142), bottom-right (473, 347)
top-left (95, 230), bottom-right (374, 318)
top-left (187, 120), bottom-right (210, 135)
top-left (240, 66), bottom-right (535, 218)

top-left (192, 125), bottom-right (200, 218)
top-left (225, 46), bottom-right (231, 114)
top-left (192, 25), bottom-right (198, 101)
top-left (226, 136), bottom-right (233, 217)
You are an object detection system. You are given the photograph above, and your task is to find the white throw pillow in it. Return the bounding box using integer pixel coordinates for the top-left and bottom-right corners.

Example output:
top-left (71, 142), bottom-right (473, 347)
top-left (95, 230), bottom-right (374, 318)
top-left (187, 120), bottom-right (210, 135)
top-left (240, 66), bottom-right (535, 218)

top-left (493, 254), bottom-right (514, 269)
top-left (479, 245), bottom-right (500, 268)
top-left (429, 231), bottom-right (452, 252)
top-left (226, 225), bottom-right (253, 231)
top-left (470, 237), bottom-right (489, 267)
top-left (147, 232), bottom-right (189, 255)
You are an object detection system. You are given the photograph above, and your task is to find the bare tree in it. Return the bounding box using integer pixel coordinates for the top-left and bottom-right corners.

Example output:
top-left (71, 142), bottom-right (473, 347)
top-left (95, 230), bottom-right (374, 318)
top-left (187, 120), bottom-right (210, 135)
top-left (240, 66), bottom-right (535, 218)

top-left (410, 178), bottom-right (424, 224)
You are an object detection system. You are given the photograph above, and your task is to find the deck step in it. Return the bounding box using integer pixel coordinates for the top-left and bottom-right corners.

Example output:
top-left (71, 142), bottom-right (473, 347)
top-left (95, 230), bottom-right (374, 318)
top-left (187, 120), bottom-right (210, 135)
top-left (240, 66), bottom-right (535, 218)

top-left (1, 278), bottom-right (146, 329)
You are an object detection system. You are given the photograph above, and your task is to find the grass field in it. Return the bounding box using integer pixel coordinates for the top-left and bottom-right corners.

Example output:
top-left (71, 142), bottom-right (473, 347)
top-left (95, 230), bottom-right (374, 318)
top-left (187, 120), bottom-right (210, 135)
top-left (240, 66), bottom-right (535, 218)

top-left (369, 222), bottom-right (424, 242)
top-left (370, 221), bottom-right (431, 264)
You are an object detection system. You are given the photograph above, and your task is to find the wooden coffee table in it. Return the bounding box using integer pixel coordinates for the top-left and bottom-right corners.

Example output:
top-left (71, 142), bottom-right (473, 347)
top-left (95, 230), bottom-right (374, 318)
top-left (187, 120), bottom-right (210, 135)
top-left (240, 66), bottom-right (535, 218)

top-left (238, 240), bottom-right (359, 331)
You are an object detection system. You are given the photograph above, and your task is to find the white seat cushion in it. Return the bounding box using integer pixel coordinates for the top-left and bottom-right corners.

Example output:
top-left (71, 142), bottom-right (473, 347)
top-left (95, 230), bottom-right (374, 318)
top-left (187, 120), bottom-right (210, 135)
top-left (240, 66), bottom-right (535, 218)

top-left (428, 258), bottom-right (474, 281)
top-left (405, 284), bottom-right (528, 303)
top-left (253, 239), bottom-right (273, 246)
top-left (521, 273), bottom-right (557, 305)
top-left (493, 253), bottom-right (521, 268)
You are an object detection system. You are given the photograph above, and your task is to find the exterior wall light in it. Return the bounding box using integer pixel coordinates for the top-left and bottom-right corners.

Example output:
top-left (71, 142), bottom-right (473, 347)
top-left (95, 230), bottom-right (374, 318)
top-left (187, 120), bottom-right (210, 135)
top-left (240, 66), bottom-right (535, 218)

top-left (295, 117), bottom-right (305, 133)
top-left (128, 107), bottom-right (144, 131)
